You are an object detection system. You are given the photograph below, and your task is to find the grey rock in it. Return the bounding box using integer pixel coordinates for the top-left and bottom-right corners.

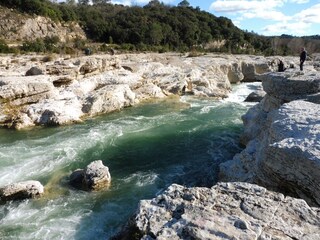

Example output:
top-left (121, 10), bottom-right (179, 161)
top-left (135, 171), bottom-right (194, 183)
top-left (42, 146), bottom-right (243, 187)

top-left (0, 53), bottom-right (273, 129)
top-left (221, 71), bottom-right (320, 206)
top-left (25, 66), bottom-right (43, 76)
top-left (81, 84), bottom-right (135, 116)
top-left (244, 90), bottom-right (266, 102)
top-left (258, 72), bottom-right (320, 102)
top-left (0, 7), bottom-right (86, 43)
top-left (116, 182), bottom-right (320, 239)
top-left (69, 160), bottom-right (111, 191)
top-left (0, 180), bottom-right (44, 202)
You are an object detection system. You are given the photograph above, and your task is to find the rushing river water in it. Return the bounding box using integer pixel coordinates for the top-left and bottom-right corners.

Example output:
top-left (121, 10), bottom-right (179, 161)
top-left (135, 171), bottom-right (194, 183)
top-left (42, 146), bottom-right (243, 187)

top-left (0, 83), bottom-right (259, 239)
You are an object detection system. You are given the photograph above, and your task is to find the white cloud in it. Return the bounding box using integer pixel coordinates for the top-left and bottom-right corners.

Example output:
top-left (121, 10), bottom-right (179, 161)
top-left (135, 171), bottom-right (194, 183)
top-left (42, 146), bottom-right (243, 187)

top-left (290, 0), bottom-right (309, 4)
top-left (262, 21), bottom-right (310, 35)
top-left (111, 0), bottom-right (175, 6)
top-left (294, 3), bottom-right (320, 23)
top-left (243, 9), bottom-right (289, 21)
top-left (209, 0), bottom-right (285, 12)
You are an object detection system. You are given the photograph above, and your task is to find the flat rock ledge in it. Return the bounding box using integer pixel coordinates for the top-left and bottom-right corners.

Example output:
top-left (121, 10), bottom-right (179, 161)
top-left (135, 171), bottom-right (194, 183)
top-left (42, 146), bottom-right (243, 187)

top-left (0, 180), bottom-right (44, 202)
top-left (0, 53), bottom-right (275, 129)
top-left (69, 160), bottom-right (111, 191)
top-left (220, 71), bottom-right (320, 206)
top-left (114, 182), bottom-right (320, 240)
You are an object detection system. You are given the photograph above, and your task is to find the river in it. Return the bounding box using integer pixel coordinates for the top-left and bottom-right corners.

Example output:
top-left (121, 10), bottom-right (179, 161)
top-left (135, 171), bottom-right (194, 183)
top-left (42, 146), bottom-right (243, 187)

top-left (0, 82), bottom-right (260, 239)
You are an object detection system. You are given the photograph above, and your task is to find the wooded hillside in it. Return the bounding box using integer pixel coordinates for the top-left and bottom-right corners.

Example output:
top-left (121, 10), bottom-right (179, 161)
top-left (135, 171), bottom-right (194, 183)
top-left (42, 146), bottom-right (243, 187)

top-left (0, 0), bottom-right (319, 55)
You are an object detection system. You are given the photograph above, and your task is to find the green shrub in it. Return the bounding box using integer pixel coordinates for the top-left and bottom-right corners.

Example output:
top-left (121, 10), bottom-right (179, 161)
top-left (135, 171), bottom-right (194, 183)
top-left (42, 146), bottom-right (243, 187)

top-left (0, 39), bottom-right (10, 53)
top-left (21, 39), bottom-right (46, 53)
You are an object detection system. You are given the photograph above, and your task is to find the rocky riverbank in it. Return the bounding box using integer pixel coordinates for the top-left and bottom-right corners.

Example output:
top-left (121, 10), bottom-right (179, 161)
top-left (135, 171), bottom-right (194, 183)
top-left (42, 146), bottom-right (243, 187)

top-left (1, 53), bottom-right (319, 239)
top-left (220, 71), bottom-right (320, 206)
top-left (114, 65), bottom-right (320, 239)
top-left (115, 182), bottom-right (320, 240)
top-left (0, 53), bottom-right (274, 129)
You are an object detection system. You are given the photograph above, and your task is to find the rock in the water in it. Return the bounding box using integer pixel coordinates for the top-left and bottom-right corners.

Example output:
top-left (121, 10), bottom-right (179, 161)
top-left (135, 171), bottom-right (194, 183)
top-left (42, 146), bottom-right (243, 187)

top-left (69, 160), bottom-right (111, 191)
top-left (25, 66), bottom-right (43, 76)
top-left (0, 180), bottom-right (44, 202)
top-left (244, 90), bottom-right (266, 102)
top-left (115, 182), bottom-right (320, 239)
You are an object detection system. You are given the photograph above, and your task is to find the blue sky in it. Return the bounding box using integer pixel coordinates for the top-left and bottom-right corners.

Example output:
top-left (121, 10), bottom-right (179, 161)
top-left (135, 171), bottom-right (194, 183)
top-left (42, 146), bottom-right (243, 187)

top-left (59, 0), bottom-right (320, 36)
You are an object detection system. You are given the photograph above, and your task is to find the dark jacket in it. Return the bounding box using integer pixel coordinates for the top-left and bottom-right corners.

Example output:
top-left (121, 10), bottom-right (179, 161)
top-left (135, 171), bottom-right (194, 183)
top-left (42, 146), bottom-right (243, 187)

top-left (300, 50), bottom-right (307, 62)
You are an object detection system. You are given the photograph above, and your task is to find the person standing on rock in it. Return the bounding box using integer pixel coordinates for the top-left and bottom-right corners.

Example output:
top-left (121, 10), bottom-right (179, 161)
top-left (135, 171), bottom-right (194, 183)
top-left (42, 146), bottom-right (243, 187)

top-left (300, 47), bottom-right (307, 71)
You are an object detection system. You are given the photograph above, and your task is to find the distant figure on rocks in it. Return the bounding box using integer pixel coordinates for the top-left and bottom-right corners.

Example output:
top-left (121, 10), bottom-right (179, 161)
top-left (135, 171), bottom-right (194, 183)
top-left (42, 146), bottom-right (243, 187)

top-left (300, 47), bottom-right (307, 71)
top-left (278, 59), bottom-right (286, 72)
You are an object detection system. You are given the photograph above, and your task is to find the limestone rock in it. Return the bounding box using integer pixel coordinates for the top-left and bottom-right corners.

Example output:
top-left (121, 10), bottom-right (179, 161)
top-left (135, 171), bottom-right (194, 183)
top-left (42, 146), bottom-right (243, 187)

top-left (26, 98), bottom-right (83, 126)
top-left (258, 71), bottom-right (320, 103)
top-left (0, 53), bottom-right (273, 129)
top-left (244, 90), bottom-right (266, 102)
top-left (257, 100), bottom-right (320, 205)
top-left (116, 182), bottom-right (320, 239)
top-left (0, 180), bottom-right (44, 202)
top-left (25, 66), bottom-right (43, 76)
top-left (134, 83), bottom-right (166, 100)
top-left (221, 73), bottom-right (320, 205)
top-left (0, 6), bottom-right (86, 43)
top-left (241, 71), bottom-right (320, 144)
top-left (227, 62), bottom-right (244, 83)
top-left (82, 84), bottom-right (135, 116)
top-left (0, 76), bottom-right (53, 101)
top-left (70, 160), bottom-right (111, 191)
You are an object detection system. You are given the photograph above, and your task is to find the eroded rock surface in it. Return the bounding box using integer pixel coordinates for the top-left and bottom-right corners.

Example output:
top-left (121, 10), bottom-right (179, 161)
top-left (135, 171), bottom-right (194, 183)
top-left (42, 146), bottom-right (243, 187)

top-left (0, 180), bottom-right (44, 202)
top-left (116, 182), bottom-right (320, 239)
top-left (70, 160), bottom-right (111, 191)
top-left (0, 6), bottom-right (85, 42)
top-left (0, 53), bottom-right (274, 129)
top-left (220, 72), bottom-right (320, 206)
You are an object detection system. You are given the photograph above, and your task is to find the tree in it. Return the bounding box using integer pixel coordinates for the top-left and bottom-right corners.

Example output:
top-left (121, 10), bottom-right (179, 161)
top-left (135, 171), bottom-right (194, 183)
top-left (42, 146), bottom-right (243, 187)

top-left (148, 23), bottom-right (163, 45)
top-left (66, 0), bottom-right (76, 5)
top-left (78, 0), bottom-right (90, 5)
top-left (92, 0), bottom-right (110, 4)
top-left (178, 0), bottom-right (190, 7)
top-left (146, 0), bottom-right (161, 7)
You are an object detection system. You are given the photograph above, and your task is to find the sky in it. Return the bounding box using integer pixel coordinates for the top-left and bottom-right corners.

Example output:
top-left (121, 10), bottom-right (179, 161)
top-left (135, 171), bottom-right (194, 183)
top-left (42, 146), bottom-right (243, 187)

top-left (59, 0), bottom-right (320, 36)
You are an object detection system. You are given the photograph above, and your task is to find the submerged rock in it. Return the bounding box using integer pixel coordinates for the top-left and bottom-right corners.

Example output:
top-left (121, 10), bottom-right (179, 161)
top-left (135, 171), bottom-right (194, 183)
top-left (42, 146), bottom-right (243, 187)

top-left (70, 160), bottom-right (111, 191)
top-left (0, 180), bottom-right (44, 202)
top-left (115, 182), bottom-right (320, 239)
top-left (244, 90), bottom-right (266, 102)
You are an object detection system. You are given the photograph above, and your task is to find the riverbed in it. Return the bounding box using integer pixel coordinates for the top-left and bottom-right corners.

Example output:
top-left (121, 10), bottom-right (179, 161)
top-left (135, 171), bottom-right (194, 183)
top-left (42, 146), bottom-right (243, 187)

top-left (0, 83), bottom-right (259, 239)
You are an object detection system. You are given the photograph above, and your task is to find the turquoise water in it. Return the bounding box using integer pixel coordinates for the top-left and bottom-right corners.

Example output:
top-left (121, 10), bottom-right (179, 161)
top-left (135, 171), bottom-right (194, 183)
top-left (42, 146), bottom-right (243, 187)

top-left (0, 83), bottom-right (258, 239)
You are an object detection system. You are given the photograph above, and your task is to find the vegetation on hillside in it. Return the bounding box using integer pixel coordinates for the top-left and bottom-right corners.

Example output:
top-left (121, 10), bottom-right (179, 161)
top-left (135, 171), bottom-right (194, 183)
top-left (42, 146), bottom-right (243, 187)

top-left (0, 0), bottom-right (318, 55)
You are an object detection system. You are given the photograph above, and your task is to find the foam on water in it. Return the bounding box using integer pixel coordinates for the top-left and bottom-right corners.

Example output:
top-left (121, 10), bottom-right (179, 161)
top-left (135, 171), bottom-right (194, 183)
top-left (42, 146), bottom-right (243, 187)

top-left (224, 82), bottom-right (262, 103)
top-left (121, 171), bottom-right (159, 187)
top-left (0, 83), bottom-right (255, 239)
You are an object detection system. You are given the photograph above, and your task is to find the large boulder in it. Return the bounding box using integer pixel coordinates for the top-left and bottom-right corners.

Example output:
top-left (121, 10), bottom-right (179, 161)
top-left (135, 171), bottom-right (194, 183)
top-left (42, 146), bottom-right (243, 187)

top-left (220, 71), bottom-right (320, 206)
top-left (25, 66), bottom-right (43, 76)
top-left (244, 90), bottom-right (266, 102)
top-left (259, 71), bottom-right (320, 103)
top-left (0, 180), bottom-right (44, 202)
top-left (81, 84), bottom-right (135, 116)
top-left (70, 160), bottom-right (111, 191)
top-left (115, 182), bottom-right (320, 239)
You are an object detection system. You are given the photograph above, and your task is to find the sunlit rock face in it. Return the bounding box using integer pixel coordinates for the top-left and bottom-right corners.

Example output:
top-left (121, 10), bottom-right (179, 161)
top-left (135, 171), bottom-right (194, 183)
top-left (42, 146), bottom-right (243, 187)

top-left (69, 160), bottom-right (111, 191)
top-left (0, 53), bottom-right (273, 129)
top-left (0, 180), bottom-right (44, 202)
top-left (220, 72), bottom-right (320, 206)
top-left (115, 182), bottom-right (320, 240)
